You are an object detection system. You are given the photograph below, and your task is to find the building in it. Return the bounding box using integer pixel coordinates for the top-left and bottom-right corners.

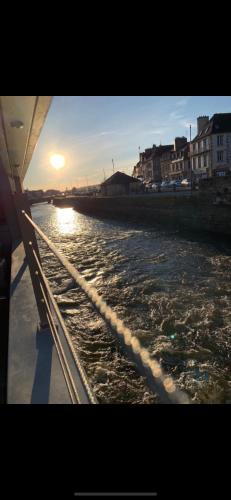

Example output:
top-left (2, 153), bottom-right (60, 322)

top-left (152, 145), bottom-right (173, 182)
top-left (160, 147), bottom-right (174, 180)
top-left (168, 137), bottom-right (190, 181)
top-left (132, 161), bottom-right (143, 179)
top-left (44, 189), bottom-right (61, 196)
top-left (132, 148), bottom-right (152, 182)
top-left (190, 113), bottom-right (231, 180)
top-left (101, 171), bottom-right (142, 196)
top-left (133, 144), bottom-right (173, 182)
top-left (140, 148), bottom-right (153, 181)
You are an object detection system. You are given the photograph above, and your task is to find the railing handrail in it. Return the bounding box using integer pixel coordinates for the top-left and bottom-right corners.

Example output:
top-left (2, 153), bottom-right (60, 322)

top-left (33, 248), bottom-right (97, 404)
top-left (22, 210), bottom-right (190, 404)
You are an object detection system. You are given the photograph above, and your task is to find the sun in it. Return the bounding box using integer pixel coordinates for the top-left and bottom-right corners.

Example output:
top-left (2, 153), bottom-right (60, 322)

top-left (50, 153), bottom-right (65, 170)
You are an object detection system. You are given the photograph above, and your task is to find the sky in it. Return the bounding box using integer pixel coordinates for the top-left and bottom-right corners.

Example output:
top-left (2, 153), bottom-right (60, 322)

top-left (25, 96), bottom-right (231, 190)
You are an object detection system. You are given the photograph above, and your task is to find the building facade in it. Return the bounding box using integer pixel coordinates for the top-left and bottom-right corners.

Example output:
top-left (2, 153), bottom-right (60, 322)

top-left (132, 161), bottom-right (142, 179)
top-left (152, 145), bottom-right (173, 182)
top-left (160, 148), bottom-right (173, 180)
top-left (132, 113), bottom-right (231, 184)
top-left (133, 145), bottom-right (173, 182)
top-left (133, 148), bottom-right (154, 182)
top-left (141, 148), bottom-right (154, 181)
top-left (190, 114), bottom-right (231, 180)
top-left (169, 137), bottom-right (190, 181)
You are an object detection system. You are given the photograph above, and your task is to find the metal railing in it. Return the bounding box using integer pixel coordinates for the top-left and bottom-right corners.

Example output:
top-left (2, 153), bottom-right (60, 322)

top-left (21, 209), bottom-right (190, 404)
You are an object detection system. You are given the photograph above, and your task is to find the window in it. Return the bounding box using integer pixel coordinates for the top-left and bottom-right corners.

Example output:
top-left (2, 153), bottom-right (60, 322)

top-left (203, 155), bottom-right (207, 167)
top-left (217, 151), bottom-right (224, 162)
top-left (203, 139), bottom-right (206, 150)
top-left (206, 154), bottom-right (209, 167)
top-left (193, 143), bottom-right (196, 153)
top-left (217, 135), bottom-right (223, 146)
top-left (198, 156), bottom-right (201, 168)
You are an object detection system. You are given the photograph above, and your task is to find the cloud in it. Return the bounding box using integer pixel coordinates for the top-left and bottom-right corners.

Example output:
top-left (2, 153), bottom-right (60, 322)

top-left (169, 111), bottom-right (184, 120)
top-left (176, 98), bottom-right (188, 107)
top-left (146, 129), bottom-right (165, 135)
top-left (99, 131), bottom-right (116, 136)
top-left (179, 119), bottom-right (197, 129)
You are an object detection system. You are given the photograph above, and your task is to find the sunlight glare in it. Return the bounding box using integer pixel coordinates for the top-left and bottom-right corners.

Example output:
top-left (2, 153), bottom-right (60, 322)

top-left (56, 207), bottom-right (76, 235)
top-left (50, 153), bottom-right (65, 170)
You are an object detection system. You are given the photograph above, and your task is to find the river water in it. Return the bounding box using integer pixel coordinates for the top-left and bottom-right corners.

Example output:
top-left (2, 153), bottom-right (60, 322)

top-left (32, 203), bottom-right (231, 404)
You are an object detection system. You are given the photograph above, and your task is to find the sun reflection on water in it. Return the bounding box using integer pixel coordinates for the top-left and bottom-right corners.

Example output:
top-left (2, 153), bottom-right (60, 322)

top-left (56, 207), bottom-right (77, 235)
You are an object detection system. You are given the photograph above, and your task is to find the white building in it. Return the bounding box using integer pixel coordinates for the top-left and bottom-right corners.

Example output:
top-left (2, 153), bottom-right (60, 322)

top-left (191, 114), bottom-right (231, 179)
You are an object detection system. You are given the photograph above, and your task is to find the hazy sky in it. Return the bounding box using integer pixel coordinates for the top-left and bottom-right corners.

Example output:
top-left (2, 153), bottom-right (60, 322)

top-left (25, 96), bottom-right (231, 190)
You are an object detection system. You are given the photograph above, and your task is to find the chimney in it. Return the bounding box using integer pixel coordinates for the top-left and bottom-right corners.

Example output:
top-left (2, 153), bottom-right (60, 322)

top-left (197, 116), bottom-right (209, 134)
top-left (174, 136), bottom-right (187, 151)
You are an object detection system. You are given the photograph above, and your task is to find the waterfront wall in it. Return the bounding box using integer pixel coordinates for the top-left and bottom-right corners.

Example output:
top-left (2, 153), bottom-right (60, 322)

top-left (199, 176), bottom-right (231, 194)
top-left (53, 192), bottom-right (231, 237)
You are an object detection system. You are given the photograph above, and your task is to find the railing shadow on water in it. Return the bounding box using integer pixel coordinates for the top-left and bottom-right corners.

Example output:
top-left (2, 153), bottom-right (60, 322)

top-left (31, 327), bottom-right (53, 404)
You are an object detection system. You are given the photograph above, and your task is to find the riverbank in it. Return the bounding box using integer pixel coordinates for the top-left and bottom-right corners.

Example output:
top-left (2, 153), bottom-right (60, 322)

top-left (53, 192), bottom-right (231, 237)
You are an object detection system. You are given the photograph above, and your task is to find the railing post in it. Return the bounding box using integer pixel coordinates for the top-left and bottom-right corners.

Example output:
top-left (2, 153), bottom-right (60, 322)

top-left (14, 191), bottom-right (49, 329)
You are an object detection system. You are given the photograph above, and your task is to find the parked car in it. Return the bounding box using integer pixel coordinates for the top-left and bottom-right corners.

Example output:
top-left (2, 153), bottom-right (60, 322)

top-left (169, 180), bottom-right (182, 188)
top-left (181, 178), bottom-right (191, 187)
top-left (161, 181), bottom-right (170, 188)
top-left (151, 183), bottom-right (160, 191)
top-left (144, 181), bottom-right (153, 192)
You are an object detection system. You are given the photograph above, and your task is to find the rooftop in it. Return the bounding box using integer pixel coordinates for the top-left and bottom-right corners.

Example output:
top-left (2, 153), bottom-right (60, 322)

top-left (192, 113), bottom-right (231, 142)
top-left (102, 171), bottom-right (140, 186)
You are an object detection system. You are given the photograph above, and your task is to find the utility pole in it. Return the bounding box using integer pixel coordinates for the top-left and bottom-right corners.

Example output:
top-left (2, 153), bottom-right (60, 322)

top-left (112, 158), bottom-right (115, 174)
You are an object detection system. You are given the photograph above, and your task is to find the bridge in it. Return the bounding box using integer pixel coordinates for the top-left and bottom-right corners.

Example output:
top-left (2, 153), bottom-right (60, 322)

top-left (28, 196), bottom-right (52, 206)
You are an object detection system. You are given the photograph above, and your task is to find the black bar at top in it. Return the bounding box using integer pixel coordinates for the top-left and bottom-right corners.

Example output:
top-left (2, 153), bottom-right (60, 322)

top-left (74, 494), bottom-right (158, 497)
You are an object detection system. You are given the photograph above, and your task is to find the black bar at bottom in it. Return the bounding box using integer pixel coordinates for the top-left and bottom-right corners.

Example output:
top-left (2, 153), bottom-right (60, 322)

top-left (74, 494), bottom-right (158, 497)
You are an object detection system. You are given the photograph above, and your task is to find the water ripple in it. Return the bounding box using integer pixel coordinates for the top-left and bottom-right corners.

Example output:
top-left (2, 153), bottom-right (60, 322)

top-left (32, 204), bottom-right (231, 404)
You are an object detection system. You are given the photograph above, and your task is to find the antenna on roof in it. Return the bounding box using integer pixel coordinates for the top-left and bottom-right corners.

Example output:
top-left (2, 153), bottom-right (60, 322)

top-left (112, 158), bottom-right (115, 173)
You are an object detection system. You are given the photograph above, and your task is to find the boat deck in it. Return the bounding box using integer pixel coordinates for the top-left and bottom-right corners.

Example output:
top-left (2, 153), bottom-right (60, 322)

top-left (7, 241), bottom-right (71, 404)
